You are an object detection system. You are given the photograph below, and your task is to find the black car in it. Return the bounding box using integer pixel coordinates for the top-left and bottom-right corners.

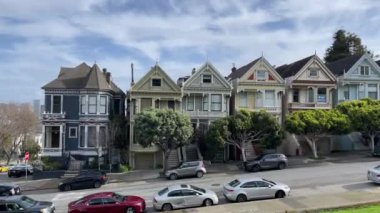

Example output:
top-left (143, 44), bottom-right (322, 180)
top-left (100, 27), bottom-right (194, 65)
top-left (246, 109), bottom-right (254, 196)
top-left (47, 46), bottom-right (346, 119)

top-left (245, 153), bottom-right (288, 172)
top-left (0, 184), bottom-right (21, 196)
top-left (58, 171), bottom-right (108, 191)
top-left (0, 195), bottom-right (55, 212)
top-left (7, 164), bottom-right (33, 178)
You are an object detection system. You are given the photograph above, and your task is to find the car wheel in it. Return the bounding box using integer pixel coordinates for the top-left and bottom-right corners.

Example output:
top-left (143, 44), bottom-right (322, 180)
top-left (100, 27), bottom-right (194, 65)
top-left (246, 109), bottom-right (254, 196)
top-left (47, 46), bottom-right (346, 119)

top-left (162, 203), bottom-right (173, 211)
top-left (8, 174), bottom-right (12, 178)
top-left (236, 194), bottom-right (247, 202)
top-left (275, 190), bottom-right (285, 198)
top-left (169, 173), bottom-right (177, 180)
top-left (250, 165), bottom-right (260, 172)
top-left (64, 184), bottom-right (71, 191)
top-left (196, 171), bottom-right (204, 178)
top-left (94, 181), bottom-right (101, 188)
top-left (203, 198), bottom-right (213, 206)
top-left (125, 206), bottom-right (136, 213)
top-left (278, 162), bottom-right (286, 170)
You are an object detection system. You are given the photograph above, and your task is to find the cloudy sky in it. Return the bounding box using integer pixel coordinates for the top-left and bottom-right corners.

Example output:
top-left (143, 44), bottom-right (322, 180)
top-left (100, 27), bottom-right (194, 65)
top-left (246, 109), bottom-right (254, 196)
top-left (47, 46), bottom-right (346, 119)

top-left (1, 0), bottom-right (380, 103)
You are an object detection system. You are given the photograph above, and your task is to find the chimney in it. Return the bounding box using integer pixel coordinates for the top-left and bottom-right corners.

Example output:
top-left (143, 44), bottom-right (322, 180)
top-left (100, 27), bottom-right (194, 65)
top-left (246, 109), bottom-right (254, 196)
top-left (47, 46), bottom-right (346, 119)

top-left (191, 68), bottom-right (196, 75)
top-left (131, 63), bottom-right (135, 86)
top-left (106, 72), bottom-right (111, 83)
top-left (231, 63), bottom-right (237, 72)
top-left (102, 68), bottom-right (107, 75)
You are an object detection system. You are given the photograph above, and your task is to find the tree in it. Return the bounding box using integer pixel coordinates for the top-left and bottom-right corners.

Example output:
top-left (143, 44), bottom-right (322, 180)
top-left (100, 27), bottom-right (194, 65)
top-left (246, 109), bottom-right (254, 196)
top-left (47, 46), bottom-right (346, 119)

top-left (324, 29), bottom-right (373, 62)
top-left (20, 137), bottom-right (41, 161)
top-left (337, 99), bottom-right (380, 152)
top-left (285, 110), bottom-right (351, 158)
top-left (134, 109), bottom-right (193, 173)
top-left (0, 103), bottom-right (38, 164)
top-left (108, 115), bottom-right (127, 165)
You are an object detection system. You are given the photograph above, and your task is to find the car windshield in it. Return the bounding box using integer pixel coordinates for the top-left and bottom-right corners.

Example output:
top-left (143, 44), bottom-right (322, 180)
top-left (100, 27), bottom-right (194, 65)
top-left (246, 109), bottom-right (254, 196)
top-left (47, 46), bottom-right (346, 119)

top-left (228, 179), bottom-right (241, 187)
top-left (262, 178), bottom-right (276, 185)
top-left (158, 187), bottom-right (169, 196)
top-left (113, 192), bottom-right (125, 202)
top-left (254, 154), bottom-right (266, 160)
top-left (374, 165), bottom-right (380, 170)
top-left (19, 196), bottom-right (37, 208)
top-left (190, 185), bottom-right (206, 193)
top-left (73, 198), bottom-right (85, 205)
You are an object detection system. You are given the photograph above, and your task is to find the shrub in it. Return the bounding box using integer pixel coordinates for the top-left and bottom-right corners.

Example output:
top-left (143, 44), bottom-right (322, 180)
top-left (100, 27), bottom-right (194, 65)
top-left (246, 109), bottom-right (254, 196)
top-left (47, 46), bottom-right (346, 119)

top-left (41, 157), bottom-right (61, 171)
top-left (119, 164), bottom-right (129, 173)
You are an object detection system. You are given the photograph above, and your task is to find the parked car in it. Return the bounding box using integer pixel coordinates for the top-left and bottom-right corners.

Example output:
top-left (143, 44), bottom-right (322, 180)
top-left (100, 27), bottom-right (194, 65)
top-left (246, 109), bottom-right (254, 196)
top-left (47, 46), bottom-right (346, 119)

top-left (59, 172), bottom-right (108, 191)
top-left (68, 192), bottom-right (145, 213)
top-left (223, 177), bottom-right (290, 202)
top-left (165, 161), bottom-right (207, 180)
top-left (367, 165), bottom-right (380, 183)
top-left (0, 164), bottom-right (9, 173)
top-left (0, 195), bottom-right (55, 212)
top-left (153, 184), bottom-right (218, 211)
top-left (0, 184), bottom-right (21, 196)
top-left (245, 153), bottom-right (288, 172)
top-left (7, 164), bottom-right (34, 178)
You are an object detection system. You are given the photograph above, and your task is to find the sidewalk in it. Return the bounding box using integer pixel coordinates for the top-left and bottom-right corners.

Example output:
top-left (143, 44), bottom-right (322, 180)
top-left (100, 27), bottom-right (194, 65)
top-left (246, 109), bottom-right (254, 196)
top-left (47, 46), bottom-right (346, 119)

top-left (173, 190), bottom-right (380, 213)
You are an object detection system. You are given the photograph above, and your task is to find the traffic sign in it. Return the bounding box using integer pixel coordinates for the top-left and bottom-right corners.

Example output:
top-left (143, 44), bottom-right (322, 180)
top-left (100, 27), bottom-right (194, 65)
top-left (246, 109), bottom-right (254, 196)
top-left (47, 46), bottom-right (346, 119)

top-left (24, 151), bottom-right (29, 161)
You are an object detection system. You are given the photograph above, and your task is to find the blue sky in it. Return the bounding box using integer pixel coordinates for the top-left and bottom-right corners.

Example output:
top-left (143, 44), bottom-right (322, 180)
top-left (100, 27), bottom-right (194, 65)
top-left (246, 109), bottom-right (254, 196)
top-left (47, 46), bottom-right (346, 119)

top-left (0, 0), bottom-right (380, 103)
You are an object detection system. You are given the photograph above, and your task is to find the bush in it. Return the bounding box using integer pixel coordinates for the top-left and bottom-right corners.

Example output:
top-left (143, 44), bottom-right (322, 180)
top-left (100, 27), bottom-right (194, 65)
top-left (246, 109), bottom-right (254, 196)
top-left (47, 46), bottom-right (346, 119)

top-left (41, 157), bottom-right (61, 171)
top-left (119, 164), bottom-right (129, 173)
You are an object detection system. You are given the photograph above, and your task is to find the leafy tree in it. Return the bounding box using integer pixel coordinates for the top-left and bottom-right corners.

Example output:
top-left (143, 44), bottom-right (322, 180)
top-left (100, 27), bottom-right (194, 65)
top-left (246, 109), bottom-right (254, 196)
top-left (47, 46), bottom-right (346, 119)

top-left (324, 29), bottom-right (373, 62)
top-left (109, 115), bottom-right (127, 164)
top-left (204, 118), bottom-right (228, 161)
top-left (20, 137), bottom-right (41, 161)
top-left (285, 110), bottom-right (351, 158)
top-left (134, 109), bottom-right (193, 173)
top-left (337, 99), bottom-right (380, 152)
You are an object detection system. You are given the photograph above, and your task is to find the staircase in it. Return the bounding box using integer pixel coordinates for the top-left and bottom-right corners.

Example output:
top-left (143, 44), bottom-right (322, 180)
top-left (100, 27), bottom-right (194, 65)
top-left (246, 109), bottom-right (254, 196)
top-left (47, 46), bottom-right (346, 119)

top-left (185, 145), bottom-right (199, 161)
top-left (61, 156), bottom-right (83, 179)
top-left (167, 150), bottom-right (180, 168)
top-left (243, 142), bottom-right (256, 160)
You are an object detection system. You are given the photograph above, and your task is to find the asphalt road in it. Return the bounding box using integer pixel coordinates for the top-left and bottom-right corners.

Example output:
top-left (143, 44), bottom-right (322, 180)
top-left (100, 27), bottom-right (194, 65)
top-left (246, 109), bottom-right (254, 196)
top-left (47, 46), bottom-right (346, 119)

top-left (10, 160), bottom-right (379, 213)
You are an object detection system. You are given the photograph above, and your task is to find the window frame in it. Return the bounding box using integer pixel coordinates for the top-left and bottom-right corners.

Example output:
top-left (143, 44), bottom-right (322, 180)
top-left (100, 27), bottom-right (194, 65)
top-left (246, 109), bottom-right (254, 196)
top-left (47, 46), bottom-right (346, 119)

top-left (152, 78), bottom-right (162, 87)
top-left (88, 198), bottom-right (104, 206)
top-left (240, 92), bottom-right (248, 107)
top-left (68, 127), bottom-right (77, 138)
top-left (80, 95), bottom-right (86, 114)
top-left (52, 95), bottom-right (62, 113)
top-left (88, 95), bottom-right (97, 114)
top-left (99, 96), bottom-right (107, 114)
top-left (202, 74), bottom-right (212, 83)
top-left (360, 66), bottom-right (370, 76)
top-left (256, 70), bottom-right (266, 81)
top-left (203, 95), bottom-right (209, 111)
top-left (211, 94), bottom-right (222, 111)
top-left (264, 90), bottom-right (275, 107)
top-left (168, 100), bottom-right (175, 110)
top-left (317, 88), bottom-right (327, 103)
top-left (309, 68), bottom-right (319, 78)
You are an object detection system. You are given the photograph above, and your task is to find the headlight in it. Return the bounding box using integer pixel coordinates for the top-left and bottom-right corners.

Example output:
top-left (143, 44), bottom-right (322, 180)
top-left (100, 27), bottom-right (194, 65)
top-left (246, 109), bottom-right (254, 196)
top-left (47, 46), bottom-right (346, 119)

top-left (10, 188), bottom-right (15, 195)
top-left (40, 208), bottom-right (50, 213)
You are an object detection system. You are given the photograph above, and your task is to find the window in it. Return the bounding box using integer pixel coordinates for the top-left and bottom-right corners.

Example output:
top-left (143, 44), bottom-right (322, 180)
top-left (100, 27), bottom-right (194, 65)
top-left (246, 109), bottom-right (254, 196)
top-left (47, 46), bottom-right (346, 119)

top-left (293, 89), bottom-right (299, 102)
top-left (255, 92), bottom-right (263, 108)
top-left (309, 68), bottom-right (318, 77)
top-left (241, 181), bottom-right (257, 188)
top-left (359, 84), bottom-right (365, 99)
top-left (187, 96), bottom-right (194, 111)
top-left (265, 90), bottom-right (275, 106)
top-left (240, 92), bottom-right (247, 107)
top-left (152, 79), bottom-right (161, 86)
top-left (256, 181), bottom-right (270, 188)
top-left (88, 96), bottom-right (97, 114)
top-left (102, 198), bottom-right (116, 204)
top-left (202, 75), bottom-right (212, 83)
top-left (368, 84), bottom-right (378, 99)
top-left (228, 179), bottom-right (241, 187)
top-left (211, 94), bottom-right (222, 111)
top-left (100, 96), bottom-right (107, 114)
top-left (257, 70), bottom-right (266, 81)
top-left (308, 88), bottom-right (314, 102)
top-left (360, 66), bottom-right (370, 75)
top-left (168, 100), bottom-right (175, 110)
top-left (155, 99), bottom-right (160, 109)
top-left (99, 126), bottom-right (106, 147)
top-left (181, 189), bottom-right (198, 196)
top-left (168, 190), bottom-right (182, 197)
top-left (87, 126), bottom-right (96, 147)
top-left (88, 198), bottom-right (103, 206)
top-left (203, 95), bottom-right (209, 111)
top-left (80, 126), bottom-right (85, 147)
top-left (317, 88), bottom-right (327, 103)
top-left (69, 127), bottom-right (77, 138)
top-left (158, 188), bottom-right (169, 196)
top-left (52, 95), bottom-right (61, 113)
top-left (343, 86), bottom-right (349, 100)
top-left (80, 96), bottom-right (86, 114)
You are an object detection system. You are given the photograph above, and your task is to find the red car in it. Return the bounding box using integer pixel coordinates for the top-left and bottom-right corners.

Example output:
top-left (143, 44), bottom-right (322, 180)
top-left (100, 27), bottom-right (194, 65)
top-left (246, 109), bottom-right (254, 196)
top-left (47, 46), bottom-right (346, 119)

top-left (68, 192), bottom-right (146, 213)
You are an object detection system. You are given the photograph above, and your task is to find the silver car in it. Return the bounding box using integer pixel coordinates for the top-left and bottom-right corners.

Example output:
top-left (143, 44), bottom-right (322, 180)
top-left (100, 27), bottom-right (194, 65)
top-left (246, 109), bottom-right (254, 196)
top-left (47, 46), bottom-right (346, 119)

top-left (165, 161), bottom-right (206, 180)
top-left (367, 165), bottom-right (380, 183)
top-left (223, 177), bottom-right (290, 202)
top-left (153, 184), bottom-right (218, 211)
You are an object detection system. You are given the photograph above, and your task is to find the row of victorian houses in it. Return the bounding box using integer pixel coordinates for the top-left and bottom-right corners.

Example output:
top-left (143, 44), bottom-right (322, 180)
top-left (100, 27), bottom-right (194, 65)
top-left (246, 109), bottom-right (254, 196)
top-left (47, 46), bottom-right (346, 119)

top-left (40, 54), bottom-right (380, 170)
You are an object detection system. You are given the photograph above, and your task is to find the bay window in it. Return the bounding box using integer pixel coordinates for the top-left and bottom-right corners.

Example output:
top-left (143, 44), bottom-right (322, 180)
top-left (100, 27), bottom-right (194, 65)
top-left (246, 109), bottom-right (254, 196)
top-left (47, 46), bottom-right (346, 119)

top-left (88, 96), bottom-right (97, 114)
top-left (265, 90), bottom-right (275, 106)
top-left (99, 96), bottom-right (107, 114)
top-left (368, 84), bottom-right (378, 99)
top-left (317, 88), bottom-right (327, 103)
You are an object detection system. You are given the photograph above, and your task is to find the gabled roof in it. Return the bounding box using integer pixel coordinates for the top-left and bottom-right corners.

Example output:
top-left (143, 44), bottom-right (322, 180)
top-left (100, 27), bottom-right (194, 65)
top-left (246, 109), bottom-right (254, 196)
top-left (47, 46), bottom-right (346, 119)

top-left (325, 55), bottom-right (362, 76)
top-left (42, 62), bottom-right (124, 95)
top-left (276, 55), bottom-right (314, 78)
top-left (228, 58), bottom-right (260, 79)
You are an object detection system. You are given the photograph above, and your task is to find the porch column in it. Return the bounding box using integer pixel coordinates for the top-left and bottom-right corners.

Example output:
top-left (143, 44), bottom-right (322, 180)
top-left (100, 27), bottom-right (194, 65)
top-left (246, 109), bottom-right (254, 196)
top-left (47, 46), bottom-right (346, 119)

top-left (313, 87), bottom-right (318, 103)
top-left (137, 98), bottom-right (141, 113)
top-left (274, 90), bottom-right (278, 107)
top-left (151, 98), bottom-right (155, 109)
top-left (84, 126), bottom-right (88, 148)
top-left (221, 94), bottom-right (225, 112)
top-left (262, 90), bottom-right (266, 107)
top-left (85, 95), bottom-right (88, 115)
top-left (226, 95), bottom-right (230, 114)
top-left (96, 126), bottom-right (100, 147)
top-left (208, 93), bottom-right (211, 112)
top-left (97, 94), bottom-right (100, 115)
top-left (364, 83), bottom-right (368, 98)
top-left (59, 125), bottom-right (63, 149)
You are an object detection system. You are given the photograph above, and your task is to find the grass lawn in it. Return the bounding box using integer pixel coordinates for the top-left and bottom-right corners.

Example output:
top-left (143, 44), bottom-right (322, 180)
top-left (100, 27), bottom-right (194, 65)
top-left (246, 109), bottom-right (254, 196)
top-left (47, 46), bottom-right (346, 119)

top-left (321, 204), bottom-right (380, 213)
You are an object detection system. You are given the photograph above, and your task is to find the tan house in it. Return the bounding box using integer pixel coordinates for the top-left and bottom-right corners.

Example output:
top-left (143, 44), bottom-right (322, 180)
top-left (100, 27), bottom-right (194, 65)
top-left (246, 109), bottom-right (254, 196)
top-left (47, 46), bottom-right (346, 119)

top-left (127, 64), bottom-right (182, 169)
top-left (227, 56), bottom-right (285, 160)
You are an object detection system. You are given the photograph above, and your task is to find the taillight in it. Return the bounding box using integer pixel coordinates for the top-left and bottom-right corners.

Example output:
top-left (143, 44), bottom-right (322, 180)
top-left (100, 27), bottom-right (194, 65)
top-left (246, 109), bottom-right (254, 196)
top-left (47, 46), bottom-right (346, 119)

top-left (226, 188), bottom-right (234, 192)
top-left (376, 174), bottom-right (380, 177)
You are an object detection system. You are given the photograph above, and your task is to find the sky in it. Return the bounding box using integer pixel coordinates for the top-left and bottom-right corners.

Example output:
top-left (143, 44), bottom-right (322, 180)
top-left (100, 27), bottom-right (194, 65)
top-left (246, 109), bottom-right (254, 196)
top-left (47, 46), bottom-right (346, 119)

top-left (0, 0), bottom-right (380, 103)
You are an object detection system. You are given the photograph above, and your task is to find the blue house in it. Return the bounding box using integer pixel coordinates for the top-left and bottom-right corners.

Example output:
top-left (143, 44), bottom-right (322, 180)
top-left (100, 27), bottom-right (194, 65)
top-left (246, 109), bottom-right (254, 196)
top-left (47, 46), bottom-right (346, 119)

top-left (41, 62), bottom-right (125, 166)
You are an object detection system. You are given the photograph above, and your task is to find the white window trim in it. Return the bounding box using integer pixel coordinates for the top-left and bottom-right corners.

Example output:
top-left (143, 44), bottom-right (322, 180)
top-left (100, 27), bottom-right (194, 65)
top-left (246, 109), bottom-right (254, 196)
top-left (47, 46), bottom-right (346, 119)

top-left (256, 70), bottom-right (267, 81)
top-left (309, 69), bottom-right (319, 78)
top-left (202, 74), bottom-right (213, 84)
top-left (151, 78), bottom-right (162, 87)
top-left (240, 92), bottom-right (248, 107)
top-left (51, 95), bottom-right (63, 113)
top-left (88, 95), bottom-right (97, 114)
top-left (68, 127), bottom-right (77, 138)
top-left (99, 95), bottom-right (107, 114)
top-left (360, 66), bottom-right (370, 76)
top-left (79, 125), bottom-right (101, 148)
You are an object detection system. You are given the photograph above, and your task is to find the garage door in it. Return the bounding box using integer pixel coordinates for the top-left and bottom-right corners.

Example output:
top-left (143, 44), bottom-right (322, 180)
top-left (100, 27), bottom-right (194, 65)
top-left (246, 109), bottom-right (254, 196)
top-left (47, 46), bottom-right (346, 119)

top-left (135, 153), bottom-right (154, 170)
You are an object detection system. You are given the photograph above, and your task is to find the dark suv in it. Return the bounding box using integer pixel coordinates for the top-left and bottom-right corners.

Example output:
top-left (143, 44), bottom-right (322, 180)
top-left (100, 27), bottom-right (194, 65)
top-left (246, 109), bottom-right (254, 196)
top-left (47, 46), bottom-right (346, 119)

top-left (245, 153), bottom-right (288, 172)
top-left (0, 184), bottom-right (21, 196)
top-left (58, 171), bottom-right (108, 191)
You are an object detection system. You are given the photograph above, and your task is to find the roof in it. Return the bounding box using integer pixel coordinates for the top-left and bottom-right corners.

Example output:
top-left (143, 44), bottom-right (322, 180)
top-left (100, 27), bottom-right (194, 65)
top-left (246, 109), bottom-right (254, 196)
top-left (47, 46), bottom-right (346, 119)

top-left (42, 62), bottom-right (124, 95)
top-left (168, 184), bottom-right (190, 191)
top-left (228, 57), bottom-right (261, 79)
top-left (82, 192), bottom-right (114, 199)
top-left (326, 55), bottom-right (362, 76)
top-left (276, 55), bottom-right (314, 78)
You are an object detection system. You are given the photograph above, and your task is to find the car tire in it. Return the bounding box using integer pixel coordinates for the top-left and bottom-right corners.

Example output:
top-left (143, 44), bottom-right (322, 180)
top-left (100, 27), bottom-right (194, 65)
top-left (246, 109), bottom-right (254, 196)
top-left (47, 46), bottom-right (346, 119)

top-left (64, 184), bottom-right (71, 191)
top-left (8, 174), bottom-right (12, 178)
top-left (236, 194), bottom-right (247, 202)
top-left (278, 162), bottom-right (286, 170)
top-left (250, 165), bottom-right (260, 172)
top-left (94, 181), bottom-right (101, 188)
top-left (203, 198), bottom-right (213, 206)
top-left (169, 173), bottom-right (177, 180)
top-left (196, 171), bottom-right (204, 178)
top-left (162, 203), bottom-right (173, 211)
top-left (275, 190), bottom-right (285, 198)
top-left (125, 206), bottom-right (136, 213)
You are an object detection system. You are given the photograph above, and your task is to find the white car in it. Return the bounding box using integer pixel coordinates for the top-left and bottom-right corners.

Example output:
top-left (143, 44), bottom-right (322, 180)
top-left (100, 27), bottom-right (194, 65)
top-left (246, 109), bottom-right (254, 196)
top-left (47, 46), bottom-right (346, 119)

top-left (153, 184), bottom-right (218, 211)
top-left (367, 165), bottom-right (380, 183)
top-left (223, 177), bottom-right (290, 202)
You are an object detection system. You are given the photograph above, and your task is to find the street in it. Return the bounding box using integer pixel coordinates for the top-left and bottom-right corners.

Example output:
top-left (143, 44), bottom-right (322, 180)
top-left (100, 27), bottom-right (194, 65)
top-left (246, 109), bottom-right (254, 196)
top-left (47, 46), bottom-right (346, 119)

top-left (7, 160), bottom-right (378, 213)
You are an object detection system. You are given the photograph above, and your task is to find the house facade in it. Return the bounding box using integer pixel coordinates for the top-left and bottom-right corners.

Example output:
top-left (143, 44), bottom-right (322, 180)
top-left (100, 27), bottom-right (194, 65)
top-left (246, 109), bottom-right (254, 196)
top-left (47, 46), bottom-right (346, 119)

top-left (127, 64), bottom-right (182, 169)
top-left (227, 57), bottom-right (285, 160)
top-left (41, 63), bottom-right (125, 165)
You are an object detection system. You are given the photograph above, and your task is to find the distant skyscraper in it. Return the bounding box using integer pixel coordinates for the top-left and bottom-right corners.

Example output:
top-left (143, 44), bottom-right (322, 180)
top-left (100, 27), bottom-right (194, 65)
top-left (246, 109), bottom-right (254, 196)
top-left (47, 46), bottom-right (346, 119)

top-left (33, 99), bottom-right (40, 118)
